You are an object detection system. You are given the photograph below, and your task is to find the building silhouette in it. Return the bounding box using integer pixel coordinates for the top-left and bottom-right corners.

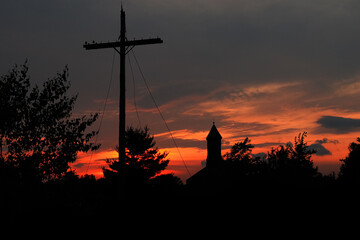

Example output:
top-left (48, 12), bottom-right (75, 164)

top-left (186, 123), bottom-right (227, 188)
top-left (206, 123), bottom-right (223, 168)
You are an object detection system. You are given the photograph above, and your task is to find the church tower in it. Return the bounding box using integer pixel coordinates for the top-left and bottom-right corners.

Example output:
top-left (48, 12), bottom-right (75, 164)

top-left (206, 123), bottom-right (223, 168)
top-left (186, 123), bottom-right (225, 186)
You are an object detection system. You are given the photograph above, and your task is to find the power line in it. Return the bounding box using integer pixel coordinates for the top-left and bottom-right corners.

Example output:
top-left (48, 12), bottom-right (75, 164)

top-left (84, 48), bottom-right (192, 178)
top-left (127, 54), bottom-right (142, 128)
top-left (84, 8), bottom-right (163, 173)
top-left (85, 49), bottom-right (117, 174)
top-left (130, 50), bottom-right (192, 177)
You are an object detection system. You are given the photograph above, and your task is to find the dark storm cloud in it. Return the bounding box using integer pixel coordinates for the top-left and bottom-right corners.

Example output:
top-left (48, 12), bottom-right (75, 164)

top-left (309, 143), bottom-right (331, 156)
top-left (316, 116), bottom-right (360, 134)
top-left (314, 138), bottom-right (339, 145)
top-left (308, 138), bottom-right (338, 156)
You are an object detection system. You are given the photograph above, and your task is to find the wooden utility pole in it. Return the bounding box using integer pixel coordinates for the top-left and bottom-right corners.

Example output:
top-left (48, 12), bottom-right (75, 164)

top-left (83, 7), bottom-right (163, 182)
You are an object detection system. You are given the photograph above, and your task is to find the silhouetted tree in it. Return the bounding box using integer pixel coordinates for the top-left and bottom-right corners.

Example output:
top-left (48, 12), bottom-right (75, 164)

top-left (103, 126), bottom-right (169, 187)
top-left (338, 138), bottom-right (360, 187)
top-left (0, 62), bottom-right (99, 184)
top-left (267, 132), bottom-right (320, 186)
top-left (220, 137), bottom-right (267, 192)
top-left (267, 144), bottom-right (292, 171)
top-left (223, 137), bottom-right (263, 176)
top-left (223, 137), bottom-right (253, 163)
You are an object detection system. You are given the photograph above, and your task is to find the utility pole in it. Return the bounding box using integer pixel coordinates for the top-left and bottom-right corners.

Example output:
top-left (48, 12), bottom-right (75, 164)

top-left (83, 7), bottom-right (163, 184)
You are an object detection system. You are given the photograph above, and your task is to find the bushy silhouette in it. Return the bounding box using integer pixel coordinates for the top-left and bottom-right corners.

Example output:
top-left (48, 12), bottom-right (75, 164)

top-left (339, 138), bottom-right (360, 187)
top-left (0, 62), bottom-right (99, 184)
top-left (3, 61), bottom-right (360, 211)
top-left (267, 132), bottom-right (320, 186)
top-left (103, 126), bottom-right (169, 187)
top-left (223, 137), bottom-right (253, 163)
top-left (223, 137), bottom-right (264, 177)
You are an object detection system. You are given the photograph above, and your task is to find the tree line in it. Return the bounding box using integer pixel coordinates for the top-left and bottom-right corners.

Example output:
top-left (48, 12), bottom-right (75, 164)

top-left (1, 63), bottom-right (360, 219)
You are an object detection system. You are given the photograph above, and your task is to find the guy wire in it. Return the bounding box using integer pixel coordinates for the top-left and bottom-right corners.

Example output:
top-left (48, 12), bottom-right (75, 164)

top-left (127, 54), bottom-right (142, 128)
top-left (130, 50), bottom-right (192, 177)
top-left (85, 50), bottom-right (116, 174)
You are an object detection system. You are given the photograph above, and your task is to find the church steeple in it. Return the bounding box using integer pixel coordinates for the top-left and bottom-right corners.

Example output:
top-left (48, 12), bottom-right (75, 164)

top-left (206, 123), bottom-right (223, 168)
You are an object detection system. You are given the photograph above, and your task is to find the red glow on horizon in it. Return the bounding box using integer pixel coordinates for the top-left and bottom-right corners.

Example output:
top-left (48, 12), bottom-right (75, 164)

top-left (72, 82), bottom-right (360, 182)
top-left (72, 149), bottom-right (118, 178)
top-left (72, 132), bottom-right (354, 182)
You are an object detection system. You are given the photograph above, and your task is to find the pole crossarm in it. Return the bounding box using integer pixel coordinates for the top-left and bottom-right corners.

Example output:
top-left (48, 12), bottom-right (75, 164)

top-left (83, 38), bottom-right (163, 50)
top-left (83, 8), bottom-right (163, 188)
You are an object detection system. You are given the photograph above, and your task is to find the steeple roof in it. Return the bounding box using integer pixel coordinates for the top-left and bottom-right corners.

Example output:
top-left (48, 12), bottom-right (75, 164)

top-left (206, 123), bottom-right (222, 140)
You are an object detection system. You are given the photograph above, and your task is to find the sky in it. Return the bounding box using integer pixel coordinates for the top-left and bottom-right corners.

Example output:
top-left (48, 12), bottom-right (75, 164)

top-left (2, 0), bottom-right (360, 181)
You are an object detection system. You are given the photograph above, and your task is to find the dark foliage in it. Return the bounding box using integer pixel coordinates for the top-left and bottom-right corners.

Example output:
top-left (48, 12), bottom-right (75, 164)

top-left (0, 62), bottom-right (99, 184)
top-left (223, 137), bottom-right (254, 163)
top-left (267, 132), bottom-right (321, 186)
top-left (3, 63), bottom-right (360, 221)
top-left (339, 138), bottom-right (360, 187)
top-left (103, 126), bottom-right (169, 187)
top-left (207, 132), bottom-right (322, 195)
top-left (223, 137), bottom-right (264, 174)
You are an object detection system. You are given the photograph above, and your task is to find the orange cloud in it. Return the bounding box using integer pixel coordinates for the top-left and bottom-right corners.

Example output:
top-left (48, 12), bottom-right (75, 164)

top-left (73, 80), bottom-right (360, 181)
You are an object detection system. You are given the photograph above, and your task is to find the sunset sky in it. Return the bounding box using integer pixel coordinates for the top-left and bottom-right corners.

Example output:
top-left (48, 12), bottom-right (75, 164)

top-left (2, 0), bottom-right (360, 181)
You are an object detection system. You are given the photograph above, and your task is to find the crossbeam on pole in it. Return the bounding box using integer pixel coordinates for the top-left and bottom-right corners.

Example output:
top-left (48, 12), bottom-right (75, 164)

top-left (83, 38), bottom-right (163, 50)
top-left (83, 8), bottom-right (163, 190)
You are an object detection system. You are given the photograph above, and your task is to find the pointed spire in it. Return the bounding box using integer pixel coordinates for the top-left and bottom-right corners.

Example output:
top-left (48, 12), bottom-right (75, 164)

top-left (206, 123), bottom-right (222, 140)
top-left (206, 123), bottom-right (223, 168)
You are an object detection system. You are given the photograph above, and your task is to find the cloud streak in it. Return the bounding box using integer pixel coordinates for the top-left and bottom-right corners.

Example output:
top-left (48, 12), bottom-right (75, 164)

top-left (316, 116), bottom-right (360, 134)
